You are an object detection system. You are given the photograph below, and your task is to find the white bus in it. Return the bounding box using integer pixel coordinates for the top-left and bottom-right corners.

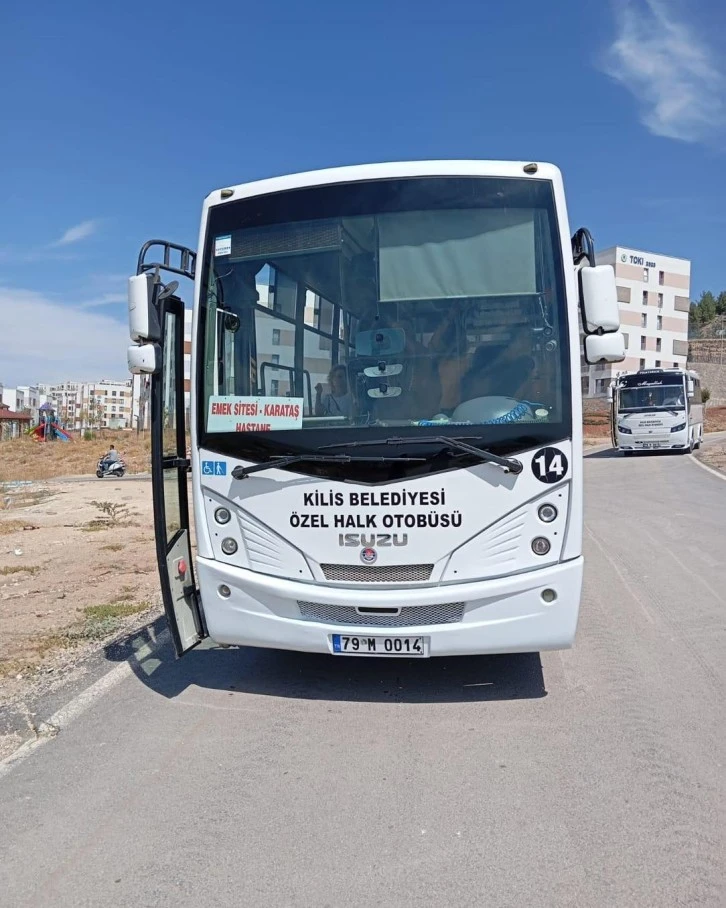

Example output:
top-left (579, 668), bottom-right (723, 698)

top-left (127, 161), bottom-right (624, 658)
top-left (610, 368), bottom-right (704, 455)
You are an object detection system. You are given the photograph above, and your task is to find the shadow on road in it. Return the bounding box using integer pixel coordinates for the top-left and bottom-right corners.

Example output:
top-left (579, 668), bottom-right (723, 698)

top-left (104, 619), bottom-right (547, 704)
top-left (584, 447), bottom-right (619, 459)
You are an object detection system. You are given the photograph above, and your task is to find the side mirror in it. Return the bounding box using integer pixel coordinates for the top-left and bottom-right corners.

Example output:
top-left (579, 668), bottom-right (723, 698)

top-left (128, 343), bottom-right (160, 374)
top-left (687, 379), bottom-right (694, 398)
top-left (584, 332), bottom-right (625, 365)
top-left (128, 273), bottom-right (161, 343)
top-left (579, 265), bottom-right (620, 334)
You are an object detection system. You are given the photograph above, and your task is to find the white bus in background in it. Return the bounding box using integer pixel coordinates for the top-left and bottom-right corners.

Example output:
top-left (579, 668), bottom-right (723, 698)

top-left (127, 160), bottom-right (624, 659)
top-left (610, 367), bottom-right (704, 455)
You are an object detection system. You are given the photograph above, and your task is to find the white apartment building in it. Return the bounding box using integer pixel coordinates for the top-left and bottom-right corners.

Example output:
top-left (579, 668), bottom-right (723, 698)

top-left (583, 247), bottom-right (691, 397)
top-left (39, 379), bottom-right (135, 431)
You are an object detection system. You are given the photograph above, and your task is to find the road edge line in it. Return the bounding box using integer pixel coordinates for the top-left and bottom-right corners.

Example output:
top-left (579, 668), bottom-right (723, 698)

top-left (688, 452), bottom-right (726, 483)
top-left (0, 628), bottom-right (170, 778)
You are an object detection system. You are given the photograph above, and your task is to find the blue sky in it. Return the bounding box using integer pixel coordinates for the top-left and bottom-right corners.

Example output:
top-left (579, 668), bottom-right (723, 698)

top-left (1, 0), bottom-right (724, 384)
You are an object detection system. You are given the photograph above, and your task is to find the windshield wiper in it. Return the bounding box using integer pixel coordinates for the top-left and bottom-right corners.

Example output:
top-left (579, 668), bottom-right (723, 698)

top-left (231, 452), bottom-right (425, 480)
top-left (321, 435), bottom-right (523, 475)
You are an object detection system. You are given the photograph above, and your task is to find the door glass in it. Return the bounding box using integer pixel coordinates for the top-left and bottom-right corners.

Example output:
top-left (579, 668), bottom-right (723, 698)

top-left (161, 309), bottom-right (183, 543)
top-left (162, 311), bottom-right (178, 458)
top-left (163, 470), bottom-right (182, 542)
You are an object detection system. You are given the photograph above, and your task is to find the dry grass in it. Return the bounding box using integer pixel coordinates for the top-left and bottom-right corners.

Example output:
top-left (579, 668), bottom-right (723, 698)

top-left (0, 565), bottom-right (40, 576)
top-left (0, 520), bottom-right (30, 536)
top-left (0, 430), bottom-right (152, 482)
top-left (0, 598), bottom-right (152, 679)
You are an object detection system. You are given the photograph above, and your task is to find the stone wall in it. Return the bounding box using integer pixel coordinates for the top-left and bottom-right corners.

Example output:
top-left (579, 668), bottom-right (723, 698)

top-left (689, 362), bottom-right (726, 405)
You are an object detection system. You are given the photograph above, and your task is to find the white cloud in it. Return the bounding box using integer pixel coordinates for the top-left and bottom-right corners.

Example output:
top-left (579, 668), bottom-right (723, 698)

top-left (0, 288), bottom-right (129, 386)
top-left (602, 0), bottom-right (725, 142)
top-left (51, 219), bottom-right (102, 247)
top-left (76, 292), bottom-right (127, 310)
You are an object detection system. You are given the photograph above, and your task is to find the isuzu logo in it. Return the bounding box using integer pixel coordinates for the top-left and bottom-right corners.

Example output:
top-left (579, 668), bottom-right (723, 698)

top-left (339, 533), bottom-right (408, 548)
top-left (360, 547), bottom-right (377, 564)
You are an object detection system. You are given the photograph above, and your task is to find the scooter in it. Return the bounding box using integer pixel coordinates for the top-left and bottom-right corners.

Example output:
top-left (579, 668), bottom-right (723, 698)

top-left (96, 457), bottom-right (126, 478)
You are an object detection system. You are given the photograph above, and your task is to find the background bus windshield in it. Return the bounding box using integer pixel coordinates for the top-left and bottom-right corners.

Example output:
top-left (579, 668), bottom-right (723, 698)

top-left (618, 375), bottom-right (686, 411)
top-left (199, 177), bottom-right (570, 453)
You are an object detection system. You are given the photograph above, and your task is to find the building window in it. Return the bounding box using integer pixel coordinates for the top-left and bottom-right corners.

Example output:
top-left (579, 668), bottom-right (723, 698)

top-left (623, 333), bottom-right (629, 349)
top-left (659, 270), bottom-right (665, 285)
top-left (640, 336), bottom-right (646, 351)
top-left (643, 267), bottom-right (649, 282)
top-left (672, 362), bottom-right (678, 368)
top-left (112, 390), bottom-right (117, 397)
top-left (641, 313), bottom-right (648, 328)
top-left (640, 358), bottom-right (646, 370)
top-left (272, 329), bottom-right (281, 346)
top-left (642, 291), bottom-right (648, 306)
top-left (657, 315), bottom-right (662, 330)
top-left (656, 338), bottom-right (661, 353)
top-left (655, 360), bottom-right (661, 368)
top-left (657, 293), bottom-right (663, 308)
top-left (617, 285), bottom-right (631, 304)
top-left (271, 354), bottom-right (280, 367)
top-left (595, 378), bottom-right (608, 395)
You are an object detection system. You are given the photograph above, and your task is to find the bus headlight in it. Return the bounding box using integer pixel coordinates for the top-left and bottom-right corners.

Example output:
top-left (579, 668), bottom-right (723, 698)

top-left (221, 537), bottom-right (238, 555)
top-left (670, 423), bottom-right (686, 433)
top-left (531, 537), bottom-right (551, 556)
top-left (538, 504), bottom-right (557, 523)
top-left (214, 507), bottom-right (231, 524)
top-left (618, 425), bottom-right (632, 434)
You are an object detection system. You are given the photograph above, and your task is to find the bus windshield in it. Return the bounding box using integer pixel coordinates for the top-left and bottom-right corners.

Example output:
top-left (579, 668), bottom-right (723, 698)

top-left (619, 382), bottom-right (686, 412)
top-left (198, 177), bottom-right (571, 472)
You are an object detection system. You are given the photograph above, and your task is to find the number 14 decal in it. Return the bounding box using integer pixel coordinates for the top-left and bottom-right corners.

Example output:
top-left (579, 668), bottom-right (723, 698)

top-left (532, 447), bottom-right (569, 484)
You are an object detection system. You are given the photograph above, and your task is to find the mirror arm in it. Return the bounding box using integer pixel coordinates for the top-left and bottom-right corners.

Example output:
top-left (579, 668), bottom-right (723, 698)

top-left (571, 227), bottom-right (596, 268)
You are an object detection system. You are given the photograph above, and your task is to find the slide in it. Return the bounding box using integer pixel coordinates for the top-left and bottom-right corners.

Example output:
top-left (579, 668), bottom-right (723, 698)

top-left (28, 422), bottom-right (72, 442)
top-left (51, 423), bottom-right (71, 441)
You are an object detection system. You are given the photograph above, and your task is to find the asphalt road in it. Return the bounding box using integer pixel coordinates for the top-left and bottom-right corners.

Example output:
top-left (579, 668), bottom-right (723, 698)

top-left (1, 449), bottom-right (724, 907)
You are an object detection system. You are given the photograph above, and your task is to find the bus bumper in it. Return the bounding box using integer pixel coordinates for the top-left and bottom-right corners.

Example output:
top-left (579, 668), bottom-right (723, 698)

top-left (196, 556), bottom-right (584, 656)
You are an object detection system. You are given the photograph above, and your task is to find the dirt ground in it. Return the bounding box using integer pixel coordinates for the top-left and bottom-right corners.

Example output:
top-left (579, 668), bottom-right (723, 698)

top-left (695, 440), bottom-right (726, 474)
top-left (0, 478), bottom-right (161, 709)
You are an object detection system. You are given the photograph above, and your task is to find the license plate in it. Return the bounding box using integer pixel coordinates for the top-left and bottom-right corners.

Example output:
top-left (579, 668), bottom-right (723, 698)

top-left (331, 634), bottom-right (429, 657)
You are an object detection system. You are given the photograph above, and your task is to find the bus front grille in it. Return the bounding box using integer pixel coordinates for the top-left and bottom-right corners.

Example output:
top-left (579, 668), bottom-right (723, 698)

top-left (297, 601), bottom-right (465, 628)
top-left (320, 563), bottom-right (433, 583)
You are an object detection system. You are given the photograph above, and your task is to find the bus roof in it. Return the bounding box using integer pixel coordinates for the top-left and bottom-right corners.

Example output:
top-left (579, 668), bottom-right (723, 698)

top-left (204, 160), bottom-right (565, 208)
top-left (615, 367), bottom-right (699, 384)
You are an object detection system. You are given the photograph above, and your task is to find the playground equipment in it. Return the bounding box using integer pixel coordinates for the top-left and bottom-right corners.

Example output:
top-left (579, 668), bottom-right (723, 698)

top-left (29, 403), bottom-right (72, 442)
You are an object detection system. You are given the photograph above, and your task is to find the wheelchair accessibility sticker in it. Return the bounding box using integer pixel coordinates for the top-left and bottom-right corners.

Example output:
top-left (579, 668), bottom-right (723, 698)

top-left (202, 460), bottom-right (227, 476)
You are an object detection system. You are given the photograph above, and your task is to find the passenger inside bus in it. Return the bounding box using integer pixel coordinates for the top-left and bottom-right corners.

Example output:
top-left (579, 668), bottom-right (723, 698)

top-left (315, 365), bottom-right (353, 418)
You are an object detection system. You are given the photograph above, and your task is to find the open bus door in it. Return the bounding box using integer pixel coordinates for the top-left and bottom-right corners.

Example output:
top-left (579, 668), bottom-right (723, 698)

top-left (608, 382), bottom-right (617, 449)
top-left (129, 243), bottom-right (207, 657)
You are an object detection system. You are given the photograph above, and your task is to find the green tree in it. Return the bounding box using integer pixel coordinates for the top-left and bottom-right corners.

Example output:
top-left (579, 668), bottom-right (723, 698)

top-left (716, 292), bottom-right (726, 316)
top-left (698, 291), bottom-right (718, 324)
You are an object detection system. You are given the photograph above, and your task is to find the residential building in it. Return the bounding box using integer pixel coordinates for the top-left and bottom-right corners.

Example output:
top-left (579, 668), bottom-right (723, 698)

top-left (38, 379), bottom-right (135, 430)
top-left (583, 247), bottom-right (690, 397)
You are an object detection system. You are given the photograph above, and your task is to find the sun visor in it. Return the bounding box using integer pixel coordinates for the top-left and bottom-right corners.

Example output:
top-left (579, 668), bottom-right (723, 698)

top-left (377, 209), bottom-right (537, 301)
